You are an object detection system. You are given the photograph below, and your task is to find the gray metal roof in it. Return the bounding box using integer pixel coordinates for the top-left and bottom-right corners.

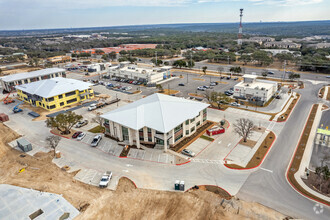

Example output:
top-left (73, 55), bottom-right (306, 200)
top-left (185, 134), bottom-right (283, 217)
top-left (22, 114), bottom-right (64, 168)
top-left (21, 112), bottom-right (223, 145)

top-left (15, 77), bottom-right (92, 98)
top-left (0, 68), bottom-right (65, 82)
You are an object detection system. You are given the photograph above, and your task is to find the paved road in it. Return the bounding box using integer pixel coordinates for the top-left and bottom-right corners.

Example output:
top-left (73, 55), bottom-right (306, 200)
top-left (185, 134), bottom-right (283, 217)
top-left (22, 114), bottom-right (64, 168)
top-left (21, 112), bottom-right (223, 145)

top-left (237, 81), bottom-right (330, 220)
top-left (194, 62), bottom-right (330, 81)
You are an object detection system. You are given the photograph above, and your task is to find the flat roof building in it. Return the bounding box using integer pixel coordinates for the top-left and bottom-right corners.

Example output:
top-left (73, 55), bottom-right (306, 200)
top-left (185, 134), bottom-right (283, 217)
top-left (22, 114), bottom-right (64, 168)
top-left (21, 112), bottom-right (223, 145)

top-left (109, 63), bottom-right (172, 84)
top-left (234, 74), bottom-right (278, 105)
top-left (264, 41), bottom-right (301, 49)
top-left (0, 68), bottom-right (66, 92)
top-left (16, 77), bottom-right (93, 111)
top-left (101, 93), bottom-right (209, 151)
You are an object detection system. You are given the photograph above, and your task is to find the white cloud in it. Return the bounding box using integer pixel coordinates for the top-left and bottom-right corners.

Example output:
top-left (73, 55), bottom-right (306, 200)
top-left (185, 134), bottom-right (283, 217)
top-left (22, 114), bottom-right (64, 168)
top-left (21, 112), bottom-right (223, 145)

top-left (248, 0), bottom-right (323, 6)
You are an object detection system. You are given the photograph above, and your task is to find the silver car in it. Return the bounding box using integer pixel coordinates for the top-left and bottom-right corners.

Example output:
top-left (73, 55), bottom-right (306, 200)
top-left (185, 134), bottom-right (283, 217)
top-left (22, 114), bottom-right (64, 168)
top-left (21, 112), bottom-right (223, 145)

top-left (91, 135), bottom-right (102, 147)
top-left (181, 149), bottom-right (196, 157)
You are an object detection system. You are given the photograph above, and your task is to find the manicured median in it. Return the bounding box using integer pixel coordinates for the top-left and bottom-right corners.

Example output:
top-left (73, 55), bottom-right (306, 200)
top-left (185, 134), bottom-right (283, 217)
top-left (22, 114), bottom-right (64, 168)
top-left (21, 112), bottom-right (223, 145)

top-left (287, 104), bottom-right (330, 206)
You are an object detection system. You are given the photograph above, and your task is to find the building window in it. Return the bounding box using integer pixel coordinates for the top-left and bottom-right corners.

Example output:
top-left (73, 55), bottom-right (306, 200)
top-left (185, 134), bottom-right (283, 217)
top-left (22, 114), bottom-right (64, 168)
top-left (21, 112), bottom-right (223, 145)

top-left (55, 73), bottom-right (59, 77)
top-left (196, 121), bottom-right (200, 127)
top-left (47, 97), bottom-right (54, 102)
top-left (60, 102), bottom-right (64, 106)
top-left (156, 130), bottom-right (163, 135)
top-left (58, 95), bottom-right (63, 99)
top-left (175, 134), bottom-right (183, 142)
top-left (190, 118), bottom-right (195, 123)
top-left (66, 98), bottom-right (77, 104)
top-left (190, 126), bottom-right (195, 133)
top-left (49, 105), bottom-right (56, 109)
top-left (174, 124), bottom-right (183, 133)
top-left (185, 120), bottom-right (189, 125)
top-left (24, 79), bottom-right (28, 84)
top-left (203, 109), bottom-right (207, 114)
top-left (156, 138), bottom-right (164, 145)
top-left (65, 91), bottom-right (76, 97)
top-left (186, 130), bottom-right (189, 135)
top-left (147, 128), bottom-right (151, 133)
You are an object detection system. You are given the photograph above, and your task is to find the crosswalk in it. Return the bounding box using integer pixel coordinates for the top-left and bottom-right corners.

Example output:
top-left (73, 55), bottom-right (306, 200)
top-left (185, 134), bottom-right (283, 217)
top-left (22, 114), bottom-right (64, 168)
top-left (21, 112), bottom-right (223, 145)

top-left (191, 158), bottom-right (224, 164)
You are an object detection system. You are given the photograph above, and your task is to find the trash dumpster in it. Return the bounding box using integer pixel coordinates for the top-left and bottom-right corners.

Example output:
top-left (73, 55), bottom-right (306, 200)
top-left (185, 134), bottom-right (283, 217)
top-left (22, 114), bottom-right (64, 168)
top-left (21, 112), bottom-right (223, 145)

top-left (17, 138), bottom-right (32, 152)
top-left (179, 181), bottom-right (185, 191)
top-left (174, 180), bottom-right (180, 190)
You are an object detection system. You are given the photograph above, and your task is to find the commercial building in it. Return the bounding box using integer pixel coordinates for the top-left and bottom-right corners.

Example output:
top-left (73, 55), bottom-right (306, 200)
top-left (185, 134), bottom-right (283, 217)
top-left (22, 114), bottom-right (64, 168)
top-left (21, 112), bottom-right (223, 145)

top-left (233, 74), bottom-right (278, 105)
top-left (109, 63), bottom-right (172, 84)
top-left (264, 41), bottom-right (301, 49)
top-left (16, 77), bottom-right (93, 111)
top-left (87, 62), bottom-right (112, 73)
top-left (0, 68), bottom-right (66, 92)
top-left (101, 93), bottom-right (209, 151)
top-left (46, 56), bottom-right (71, 64)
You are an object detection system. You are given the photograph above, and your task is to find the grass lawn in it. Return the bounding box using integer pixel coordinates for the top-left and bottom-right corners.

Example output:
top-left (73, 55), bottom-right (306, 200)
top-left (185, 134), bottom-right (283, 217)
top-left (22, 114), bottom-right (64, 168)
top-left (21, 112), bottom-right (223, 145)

top-left (200, 135), bottom-right (214, 142)
top-left (88, 125), bottom-right (105, 133)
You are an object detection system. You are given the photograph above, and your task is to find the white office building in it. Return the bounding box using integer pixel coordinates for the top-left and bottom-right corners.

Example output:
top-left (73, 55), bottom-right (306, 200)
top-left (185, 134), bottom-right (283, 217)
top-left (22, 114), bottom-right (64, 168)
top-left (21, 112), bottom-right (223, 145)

top-left (0, 68), bottom-right (66, 92)
top-left (101, 93), bottom-right (209, 152)
top-left (108, 62), bottom-right (172, 84)
top-left (233, 74), bottom-right (278, 105)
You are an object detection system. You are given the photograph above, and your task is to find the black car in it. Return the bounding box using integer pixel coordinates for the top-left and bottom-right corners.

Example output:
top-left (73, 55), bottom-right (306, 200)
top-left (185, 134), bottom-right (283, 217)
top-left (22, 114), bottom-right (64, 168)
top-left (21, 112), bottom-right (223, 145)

top-left (226, 76), bottom-right (231, 80)
top-left (178, 83), bottom-right (185, 86)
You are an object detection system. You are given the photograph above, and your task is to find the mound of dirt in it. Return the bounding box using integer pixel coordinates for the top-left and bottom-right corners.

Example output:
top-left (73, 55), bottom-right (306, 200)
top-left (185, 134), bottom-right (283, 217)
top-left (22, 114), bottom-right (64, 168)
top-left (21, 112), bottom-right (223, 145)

top-left (0, 123), bottom-right (286, 220)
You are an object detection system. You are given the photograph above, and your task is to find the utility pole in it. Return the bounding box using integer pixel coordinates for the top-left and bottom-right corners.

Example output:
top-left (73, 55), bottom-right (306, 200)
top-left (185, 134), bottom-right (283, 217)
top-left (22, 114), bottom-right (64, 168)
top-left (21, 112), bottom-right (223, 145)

top-left (282, 60), bottom-right (286, 83)
top-left (155, 51), bottom-right (157, 66)
top-left (227, 56), bottom-right (230, 65)
top-left (190, 52), bottom-right (192, 69)
top-left (187, 72), bottom-right (188, 84)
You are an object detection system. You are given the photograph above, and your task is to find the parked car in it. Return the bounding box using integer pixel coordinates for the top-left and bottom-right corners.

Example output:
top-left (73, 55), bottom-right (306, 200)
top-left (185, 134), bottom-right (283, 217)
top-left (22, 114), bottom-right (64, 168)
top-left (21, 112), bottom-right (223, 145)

top-left (72, 131), bottom-right (82, 139)
top-left (225, 91), bottom-right (232, 96)
top-left (210, 82), bottom-right (218, 86)
top-left (75, 120), bottom-right (88, 128)
top-left (268, 71), bottom-right (275, 75)
top-left (178, 83), bottom-right (185, 86)
top-left (231, 102), bottom-right (240, 107)
top-left (197, 86), bottom-right (206, 91)
top-left (233, 77), bottom-right (239, 81)
top-left (76, 132), bottom-right (86, 141)
top-left (226, 76), bottom-right (231, 80)
top-left (91, 135), bottom-right (102, 147)
top-left (203, 85), bottom-right (211, 89)
top-left (220, 76), bottom-right (225, 79)
top-left (181, 149), bottom-right (196, 157)
top-left (99, 171), bottom-right (112, 188)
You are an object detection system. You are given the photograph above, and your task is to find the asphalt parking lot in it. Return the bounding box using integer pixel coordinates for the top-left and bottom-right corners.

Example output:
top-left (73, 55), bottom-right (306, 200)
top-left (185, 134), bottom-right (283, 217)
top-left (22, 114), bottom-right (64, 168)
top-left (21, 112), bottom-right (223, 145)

top-left (95, 71), bottom-right (240, 98)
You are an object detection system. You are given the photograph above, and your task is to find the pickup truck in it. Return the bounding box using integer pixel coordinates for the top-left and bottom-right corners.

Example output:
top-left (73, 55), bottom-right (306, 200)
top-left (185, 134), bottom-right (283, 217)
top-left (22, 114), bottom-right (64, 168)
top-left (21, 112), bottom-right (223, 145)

top-left (99, 171), bottom-right (112, 188)
top-left (88, 102), bottom-right (106, 111)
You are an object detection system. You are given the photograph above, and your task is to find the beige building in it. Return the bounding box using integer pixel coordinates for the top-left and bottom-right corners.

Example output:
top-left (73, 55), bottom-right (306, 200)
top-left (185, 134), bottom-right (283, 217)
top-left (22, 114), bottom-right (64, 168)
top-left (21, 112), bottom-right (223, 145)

top-left (234, 74), bottom-right (278, 105)
top-left (264, 41), bottom-right (301, 49)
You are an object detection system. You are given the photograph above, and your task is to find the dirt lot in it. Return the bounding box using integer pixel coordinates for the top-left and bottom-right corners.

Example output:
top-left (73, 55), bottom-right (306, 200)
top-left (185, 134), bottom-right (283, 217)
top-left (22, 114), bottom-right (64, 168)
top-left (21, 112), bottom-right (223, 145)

top-left (0, 123), bottom-right (286, 219)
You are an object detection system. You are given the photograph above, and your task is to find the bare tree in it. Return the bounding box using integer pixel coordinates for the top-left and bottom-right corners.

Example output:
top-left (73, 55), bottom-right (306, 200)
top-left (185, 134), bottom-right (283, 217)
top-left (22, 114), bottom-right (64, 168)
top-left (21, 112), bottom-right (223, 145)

top-left (46, 135), bottom-right (61, 157)
top-left (92, 115), bottom-right (103, 128)
top-left (233, 118), bottom-right (254, 142)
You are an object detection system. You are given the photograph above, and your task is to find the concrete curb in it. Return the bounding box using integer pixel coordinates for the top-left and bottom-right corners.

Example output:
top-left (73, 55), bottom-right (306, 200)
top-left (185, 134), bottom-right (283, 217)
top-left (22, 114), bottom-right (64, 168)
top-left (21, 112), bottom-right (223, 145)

top-left (273, 92), bottom-right (300, 123)
top-left (285, 104), bottom-right (330, 206)
top-left (223, 132), bottom-right (277, 170)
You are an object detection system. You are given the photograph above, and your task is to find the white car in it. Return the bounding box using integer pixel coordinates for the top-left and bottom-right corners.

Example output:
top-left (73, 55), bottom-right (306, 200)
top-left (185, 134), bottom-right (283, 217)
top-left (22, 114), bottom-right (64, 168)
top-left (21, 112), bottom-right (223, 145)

top-left (197, 86), bottom-right (206, 91)
top-left (231, 102), bottom-right (240, 107)
top-left (91, 135), bottom-right (102, 147)
top-left (76, 132), bottom-right (86, 141)
top-left (88, 103), bottom-right (97, 111)
top-left (99, 171), bottom-right (112, 188)
top-left (181, 149), bottom-right (196, 157)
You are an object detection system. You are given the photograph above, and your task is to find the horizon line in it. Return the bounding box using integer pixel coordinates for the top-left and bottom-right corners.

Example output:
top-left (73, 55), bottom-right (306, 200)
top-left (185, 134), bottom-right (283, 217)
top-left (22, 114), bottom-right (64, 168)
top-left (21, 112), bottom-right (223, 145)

top-left (0, 19), bottom-right (329, 32)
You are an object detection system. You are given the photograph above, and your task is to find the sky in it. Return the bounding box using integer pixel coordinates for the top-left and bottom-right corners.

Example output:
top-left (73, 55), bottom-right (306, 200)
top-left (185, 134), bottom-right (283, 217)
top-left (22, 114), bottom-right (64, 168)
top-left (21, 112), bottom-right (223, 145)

top-left (0, 0), bottom-right (329, 30)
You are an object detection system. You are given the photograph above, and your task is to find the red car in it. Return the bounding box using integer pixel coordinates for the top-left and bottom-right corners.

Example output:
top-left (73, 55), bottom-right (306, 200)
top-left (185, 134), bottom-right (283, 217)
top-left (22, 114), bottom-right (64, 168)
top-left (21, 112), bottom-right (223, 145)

top-left (72, 131), bottom-right (82, 139)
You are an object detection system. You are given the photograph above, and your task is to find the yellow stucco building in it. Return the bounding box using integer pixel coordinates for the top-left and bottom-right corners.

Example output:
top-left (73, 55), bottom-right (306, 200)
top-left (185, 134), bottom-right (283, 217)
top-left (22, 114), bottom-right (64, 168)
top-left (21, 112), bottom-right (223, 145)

top-left (16, 77), bottom-right (94, 111)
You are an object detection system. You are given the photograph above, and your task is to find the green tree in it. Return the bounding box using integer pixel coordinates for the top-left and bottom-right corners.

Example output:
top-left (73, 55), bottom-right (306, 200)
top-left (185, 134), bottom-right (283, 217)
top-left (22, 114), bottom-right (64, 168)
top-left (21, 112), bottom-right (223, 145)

top-left (151, 58), bottom-right (163, 66)
top-left (156, 84), bottom-right (164, 93)
top-left (202, 66), bottom-right (207, 75)
top-left (288, 72), bottom-right (300, 81)
top-left (109, 51), bottom-right (117, 61)
top-left (229, 66), bottom-right (242, 74)
top-left (95, 49), bottom-right (104, 55)
top-left (46, 111), bottom-right (83, 135)
top-left (173, 60), bottom-right (187, 68)
top-left (252, 51), bottom-right (273, 66)
top-left (0, 68), bottom-right (2, 76)
top-left (187, 60), bottom-right (195, 68)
